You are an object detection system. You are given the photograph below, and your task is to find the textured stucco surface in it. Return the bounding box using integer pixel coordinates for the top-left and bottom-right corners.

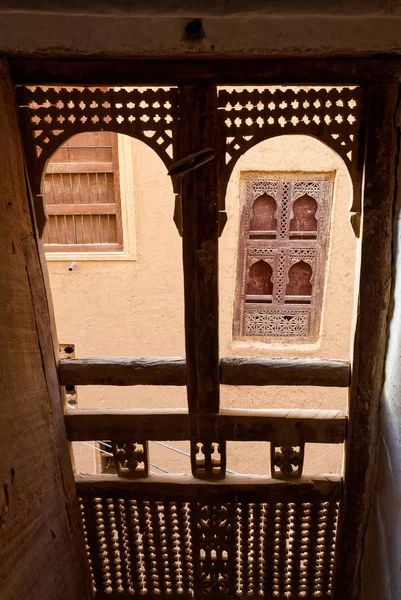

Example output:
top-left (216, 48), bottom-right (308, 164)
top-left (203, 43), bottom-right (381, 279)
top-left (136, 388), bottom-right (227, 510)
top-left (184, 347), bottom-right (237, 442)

top-left (46, 132), bottom-right (357, 477)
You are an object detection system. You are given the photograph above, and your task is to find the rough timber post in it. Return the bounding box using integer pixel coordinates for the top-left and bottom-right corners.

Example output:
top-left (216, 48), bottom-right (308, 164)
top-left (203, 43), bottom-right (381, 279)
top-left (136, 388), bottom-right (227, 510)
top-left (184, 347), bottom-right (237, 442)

top-left (333, 83), bottom-right (399, 600)
top-left (178, 85), bottom-right (222, 478)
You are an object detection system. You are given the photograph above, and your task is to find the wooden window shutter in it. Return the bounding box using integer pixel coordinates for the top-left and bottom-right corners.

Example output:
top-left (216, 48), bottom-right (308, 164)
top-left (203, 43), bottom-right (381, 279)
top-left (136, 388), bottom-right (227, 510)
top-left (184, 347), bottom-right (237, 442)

top-left (42, 131), bottom-right (123, 252)
top-left (234, 175), bottom-right (333, 340)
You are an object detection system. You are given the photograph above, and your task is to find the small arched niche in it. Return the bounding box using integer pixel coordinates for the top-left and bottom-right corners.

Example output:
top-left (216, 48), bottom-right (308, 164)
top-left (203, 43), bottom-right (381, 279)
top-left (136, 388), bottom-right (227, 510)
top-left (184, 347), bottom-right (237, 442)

top-left (246, 260), bottom-right (273, 298)
top-left (289, 194), bottom-right (318, 238)
top-left (249, 194), bottom-right (277, 238)
top-left (285, 261), bottom-right (313, 301)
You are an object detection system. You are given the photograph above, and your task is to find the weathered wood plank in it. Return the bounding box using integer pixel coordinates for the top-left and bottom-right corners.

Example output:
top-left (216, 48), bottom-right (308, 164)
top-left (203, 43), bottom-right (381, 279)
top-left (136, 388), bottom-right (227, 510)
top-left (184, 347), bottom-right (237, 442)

top-left (59, 357), bottom-right (186, 386)
top-left (59, 356), bottom-right (350, 387)
top-left (76, 473), bottom-right (342, 503)
top-left (10, 57), bottom-right (401, 86)
top-left (179, 85), bottom-right (220, 415)
top-left (333, 84), bottom-right (399, 600)
top-left (220, 357), bottom-right (350, 387)
top-left (0, 58), bottom-right (90, 599)
top-left (65, 408), bottom-right (346, 444)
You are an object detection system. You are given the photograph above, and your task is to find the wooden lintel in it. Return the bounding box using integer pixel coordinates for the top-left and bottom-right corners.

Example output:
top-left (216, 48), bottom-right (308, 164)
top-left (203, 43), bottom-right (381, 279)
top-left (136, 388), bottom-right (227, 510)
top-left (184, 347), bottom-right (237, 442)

top-left (65, 408), bottom-right (346, 444)
top-left (10, 57), bottom-right (401, 86)
top-left (76, 473), bottom-right (342, 503)
top-left (58, 356), bottom-right (350, 387)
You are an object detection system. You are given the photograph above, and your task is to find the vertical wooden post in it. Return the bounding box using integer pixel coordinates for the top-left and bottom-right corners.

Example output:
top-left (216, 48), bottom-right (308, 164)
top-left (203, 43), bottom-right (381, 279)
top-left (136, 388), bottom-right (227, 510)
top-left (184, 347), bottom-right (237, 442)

top-left (178, 85), bottom-right (222, 478)
top-left (333, 83), bottom-right (400, 600)
top-left (0, 58), bottom-right (90, 598)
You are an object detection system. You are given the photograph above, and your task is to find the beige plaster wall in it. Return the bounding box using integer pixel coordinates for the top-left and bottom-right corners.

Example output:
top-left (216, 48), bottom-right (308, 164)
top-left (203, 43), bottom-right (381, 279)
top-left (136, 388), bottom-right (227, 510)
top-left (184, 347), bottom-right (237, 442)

top-left (46, 130), bottom-right (357, 478)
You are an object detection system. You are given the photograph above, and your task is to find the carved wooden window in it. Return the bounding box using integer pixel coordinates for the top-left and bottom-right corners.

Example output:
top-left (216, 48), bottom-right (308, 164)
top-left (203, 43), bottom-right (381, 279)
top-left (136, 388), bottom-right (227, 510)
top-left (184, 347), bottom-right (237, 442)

top-left (42, 131), bottom-right (123, 252)
top-left (234, 175), bottom-right (333, 340)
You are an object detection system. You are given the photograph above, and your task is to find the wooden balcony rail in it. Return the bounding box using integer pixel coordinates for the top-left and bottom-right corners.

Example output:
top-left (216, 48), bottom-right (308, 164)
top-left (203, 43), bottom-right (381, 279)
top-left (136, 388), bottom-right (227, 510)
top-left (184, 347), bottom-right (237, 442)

top-left (77, 474), bottom-right (341, 599)
top-left (76, 472), bottom-right (342, 501)
top-left (59, 357), bottom-right (350, 387)
top-left (65, 408), bottom-right (347, 445)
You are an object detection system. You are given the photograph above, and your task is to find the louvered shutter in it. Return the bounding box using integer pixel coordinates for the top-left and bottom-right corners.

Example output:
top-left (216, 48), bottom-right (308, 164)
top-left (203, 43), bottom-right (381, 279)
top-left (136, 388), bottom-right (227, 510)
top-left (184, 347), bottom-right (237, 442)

top-left (42, 131), bottom-right (123, 252)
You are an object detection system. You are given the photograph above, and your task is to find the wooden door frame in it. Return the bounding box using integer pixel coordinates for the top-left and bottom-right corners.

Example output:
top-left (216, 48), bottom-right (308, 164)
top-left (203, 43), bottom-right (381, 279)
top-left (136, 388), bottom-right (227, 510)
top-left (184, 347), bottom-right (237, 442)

top-left (9, 55), bottom-right (400, 599)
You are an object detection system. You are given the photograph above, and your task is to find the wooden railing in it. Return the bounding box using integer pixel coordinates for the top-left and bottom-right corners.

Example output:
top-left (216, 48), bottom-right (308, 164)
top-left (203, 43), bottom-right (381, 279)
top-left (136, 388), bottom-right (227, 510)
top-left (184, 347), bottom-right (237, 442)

top-left (59, 356), bottom-right (350, 387)
top-left (78, 473), bottom-right (341, 599)
top-left (62, 356), bottom-right (347, 599)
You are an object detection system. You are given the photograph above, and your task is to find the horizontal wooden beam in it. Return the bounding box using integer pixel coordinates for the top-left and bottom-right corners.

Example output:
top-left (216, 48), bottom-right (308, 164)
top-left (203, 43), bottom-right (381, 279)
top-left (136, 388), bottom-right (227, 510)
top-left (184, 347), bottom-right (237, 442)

top-left (59, 357), bottom-right (350, 387)
top-left (46, 203), bottom-right (116, 216)
top-left (59, 357), bottom-right (186, 386)
top-left (76, 473), bottom-right (342, 503)
top-left (65, 408), bottom-right (347, 444)
top-left (10, 58), bottom-right (401, 86)
top-left (220, 357), bottom-right (351, 387)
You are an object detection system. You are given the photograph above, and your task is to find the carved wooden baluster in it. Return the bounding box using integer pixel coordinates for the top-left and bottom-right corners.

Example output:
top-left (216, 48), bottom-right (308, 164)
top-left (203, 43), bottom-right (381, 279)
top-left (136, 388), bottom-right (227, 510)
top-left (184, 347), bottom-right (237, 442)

top-left (271, 442), bottom-right (305, 479)
top-left (111, 441), bottom-right (149, 478)
top-left (190, 440), bottom-right (226, 480)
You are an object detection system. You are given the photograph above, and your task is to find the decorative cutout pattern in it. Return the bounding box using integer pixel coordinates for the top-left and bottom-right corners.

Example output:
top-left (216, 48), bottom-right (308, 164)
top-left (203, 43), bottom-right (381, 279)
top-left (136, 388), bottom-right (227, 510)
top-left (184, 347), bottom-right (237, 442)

top-left (196, 504), bottom-right (234, 594)
top-left (271, 444), bottom-right (305, 479)
top-left (234, 175), bottom-right (332, 339)
top-left (112, 441), bottom-right (149, 478)
top-left (16, 86), bottom-right (179, 198)
top-left (245, 310), bottom-right (309, 336)
top-left (218, 86), bottom-right (364, 211)
top-left (191, 441), bottom-right (227, 479)
top-left (79, 488), bottom-right (340, 599)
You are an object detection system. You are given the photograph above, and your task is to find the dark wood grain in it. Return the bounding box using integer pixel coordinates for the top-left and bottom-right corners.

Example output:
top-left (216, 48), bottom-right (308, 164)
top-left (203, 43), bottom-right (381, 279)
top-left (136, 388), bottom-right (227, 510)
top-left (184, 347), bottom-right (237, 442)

top-left (10, 57), bottom-right (401, 86)
top-left (76, 473), bottom-right (342, 503)
top-left (179, 85), bottom-right (220, 415)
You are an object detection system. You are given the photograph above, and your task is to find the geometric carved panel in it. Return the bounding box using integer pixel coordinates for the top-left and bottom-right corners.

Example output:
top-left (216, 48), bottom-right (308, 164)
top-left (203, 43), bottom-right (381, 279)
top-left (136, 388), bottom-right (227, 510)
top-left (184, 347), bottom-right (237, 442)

top-left (16, 86), bottom-right (179, 199)
top-left (218, 86), bottom-right (364, 213)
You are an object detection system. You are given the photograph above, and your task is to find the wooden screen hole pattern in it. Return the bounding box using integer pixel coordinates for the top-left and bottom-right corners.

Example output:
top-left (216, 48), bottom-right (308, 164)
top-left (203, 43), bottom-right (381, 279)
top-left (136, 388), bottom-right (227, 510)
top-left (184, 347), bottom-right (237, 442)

top-left (80, 494), bottom-right (339, 598)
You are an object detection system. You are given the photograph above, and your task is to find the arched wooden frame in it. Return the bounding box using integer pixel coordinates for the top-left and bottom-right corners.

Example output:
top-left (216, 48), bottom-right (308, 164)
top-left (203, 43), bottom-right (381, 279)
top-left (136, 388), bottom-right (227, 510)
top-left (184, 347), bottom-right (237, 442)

top-left (16, 86), bottom-right (180, 234)
top-left (217, 86), bottom-right (365, 219)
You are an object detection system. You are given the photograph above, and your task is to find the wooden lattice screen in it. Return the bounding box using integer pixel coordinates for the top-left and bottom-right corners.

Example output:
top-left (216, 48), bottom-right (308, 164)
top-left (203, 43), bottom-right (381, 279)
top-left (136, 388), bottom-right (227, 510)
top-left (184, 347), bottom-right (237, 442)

top-left (16, 81), bottom-right (365, 599)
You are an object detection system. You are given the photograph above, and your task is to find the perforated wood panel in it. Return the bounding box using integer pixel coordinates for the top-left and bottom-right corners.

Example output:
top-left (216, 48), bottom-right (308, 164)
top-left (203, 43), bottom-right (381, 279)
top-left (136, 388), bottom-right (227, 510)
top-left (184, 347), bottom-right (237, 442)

top-left (217, 86), bottom-right (364, 213)
top-left (16, 86), bottom-right (179, 199)
top-left (78, 476), bottom-right (340, 600)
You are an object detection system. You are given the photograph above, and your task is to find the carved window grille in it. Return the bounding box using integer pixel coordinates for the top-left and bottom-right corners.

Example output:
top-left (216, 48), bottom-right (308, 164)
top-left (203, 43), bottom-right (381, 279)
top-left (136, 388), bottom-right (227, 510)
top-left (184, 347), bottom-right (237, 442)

top-left (217, 86), bottom-right (363, 216)
top-left (234, 174), bottom-right (333, 339)
top-left (42, 131), bottom-right (123, 252)
top-left (16, 85), bottom-right (180, 234)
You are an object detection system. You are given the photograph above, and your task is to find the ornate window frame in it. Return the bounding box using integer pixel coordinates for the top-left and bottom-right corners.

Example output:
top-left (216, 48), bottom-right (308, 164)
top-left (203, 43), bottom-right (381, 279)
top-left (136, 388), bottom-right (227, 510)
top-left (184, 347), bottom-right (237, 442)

top-left (233, 172), bottom-right (334, 342)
